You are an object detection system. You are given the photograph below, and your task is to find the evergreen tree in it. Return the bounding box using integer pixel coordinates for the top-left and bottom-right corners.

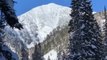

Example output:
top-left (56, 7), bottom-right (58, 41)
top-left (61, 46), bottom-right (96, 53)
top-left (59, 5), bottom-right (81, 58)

top-left (32, 43), bottom-right (43, 60)
top-left (58, 51), bottom-right (67, 60)
top-left (68, 0), bottom-right (79, 32)
top-left (21, 48), bottom-right (28, 60)
top-left (0, 0), bottom-right (23, 30)
top-left (103, 6), bottom-right (107, 59)
top-left (0, 0), bottom-right (22, 60)
top-left (0, 12), bottom-right (5, 29)
top-left (68, 0), bottom-right (104, 60)
top-left (104, 6), bottom-right (107, 40)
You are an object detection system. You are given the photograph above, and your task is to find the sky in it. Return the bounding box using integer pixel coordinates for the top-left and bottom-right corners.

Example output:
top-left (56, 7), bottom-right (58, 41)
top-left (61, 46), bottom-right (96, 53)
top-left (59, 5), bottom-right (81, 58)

top-left (14, 0), bottom-right (107, 16)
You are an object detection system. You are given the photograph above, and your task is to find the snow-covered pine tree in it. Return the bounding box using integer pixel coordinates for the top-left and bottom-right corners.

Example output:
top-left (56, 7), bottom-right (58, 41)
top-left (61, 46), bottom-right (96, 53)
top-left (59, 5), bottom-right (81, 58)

top-left (103, 6), bottom-right (107, 59)
top-left (68, 0), bottom-right (79, 32)
top-left (0, 0), bottom-right (23, 30)
top-left (0, 0), bottom-right (21, 60)
top-left (0, 11), bottom-right (5, 29)
top-left (104, 6), bottom-right (107, 39)
top-left (21, 48), bottom-right (28, 60)
top-left (68, 0), bottom-right (104, 60)
top-left (104, 6), bottom-right (107, 37)
top-left (32, 43), bottom-right (43, 60)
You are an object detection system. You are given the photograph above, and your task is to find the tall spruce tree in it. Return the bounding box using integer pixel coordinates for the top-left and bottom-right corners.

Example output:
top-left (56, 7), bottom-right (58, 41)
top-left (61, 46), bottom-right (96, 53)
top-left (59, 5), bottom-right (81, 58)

top-left (103, 6), bottom-right (107, 59)
top-left (0, 0), bottom-right (23, 30)
top-left (32, 43), bottom-right (43, 60)
top-left (0, 0), bottom-right (22, 59)
top-left (104, 6), bottom-right (107, 40)
top-left (68, 0), bottom-right (79, 32)
top-left (68, 0), bottom-right (104, 60)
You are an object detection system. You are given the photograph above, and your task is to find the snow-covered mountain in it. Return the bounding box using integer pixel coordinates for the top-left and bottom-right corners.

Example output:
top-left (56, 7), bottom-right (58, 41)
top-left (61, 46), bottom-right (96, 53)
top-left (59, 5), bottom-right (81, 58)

top-left (4, 3), bottom-right (71, 48)
top-left (17, 3), bottom-right (71, 48)
top-left (1, 3), bottom-right (105, 60)
top-left (2, 3), bottom-right (71, 60)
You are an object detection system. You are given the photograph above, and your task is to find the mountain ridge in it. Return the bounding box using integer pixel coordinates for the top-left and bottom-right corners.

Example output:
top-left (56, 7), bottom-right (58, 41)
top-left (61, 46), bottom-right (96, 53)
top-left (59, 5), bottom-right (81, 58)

top-left (16, 3), bottom-right (71, 48)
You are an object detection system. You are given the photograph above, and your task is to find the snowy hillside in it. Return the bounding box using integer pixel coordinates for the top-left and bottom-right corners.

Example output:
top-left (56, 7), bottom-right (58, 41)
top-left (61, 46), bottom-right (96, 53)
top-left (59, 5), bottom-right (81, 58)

top-left (17, 3), bottom-right (71, 48)
top-left (3, 3), bottom-right (71, 56)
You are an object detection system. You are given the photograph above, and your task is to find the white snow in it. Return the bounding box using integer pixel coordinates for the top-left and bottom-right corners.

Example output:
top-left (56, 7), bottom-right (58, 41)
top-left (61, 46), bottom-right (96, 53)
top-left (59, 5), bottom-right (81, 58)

top-left (105, 56), bottom-right (107, 59)
top-left (97, 19), bottom-right (105, 32)
top-left (80, 24), bottom-right (85, 29)
top-left (44, 50), bottom-right (58, 60)
top-left (91, 45), bottom-right (97, 49)
top-left (93, 12), bottom-right (97, 14)
top-left (26, 42), bottom-right (35, 49)
top-left (37, 26), bottom-right (53, 42)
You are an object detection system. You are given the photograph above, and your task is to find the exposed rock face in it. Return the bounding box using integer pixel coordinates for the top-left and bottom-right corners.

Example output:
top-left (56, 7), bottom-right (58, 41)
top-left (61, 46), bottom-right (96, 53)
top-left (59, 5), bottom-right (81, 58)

top-left (1, 3), bottom-right (106, 60)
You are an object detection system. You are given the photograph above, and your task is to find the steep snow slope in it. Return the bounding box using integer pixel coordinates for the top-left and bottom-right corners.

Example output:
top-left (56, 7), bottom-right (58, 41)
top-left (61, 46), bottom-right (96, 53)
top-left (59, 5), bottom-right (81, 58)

top-left (18, 3), bottom-right (70, 42)
top-left (4, 3), bottom-right (71, 49)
